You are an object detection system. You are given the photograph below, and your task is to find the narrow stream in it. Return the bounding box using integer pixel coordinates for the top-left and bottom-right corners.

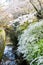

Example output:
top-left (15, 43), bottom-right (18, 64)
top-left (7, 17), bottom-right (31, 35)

top-left (1, 46), bottom-right (17, 65)
top-left (0, 45), bottom-right (28, 65)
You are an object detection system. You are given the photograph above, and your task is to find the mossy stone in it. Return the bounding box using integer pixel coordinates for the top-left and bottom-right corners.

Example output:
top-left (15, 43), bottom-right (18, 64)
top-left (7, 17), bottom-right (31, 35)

top-left (0, 28), bottom-right (5, 60)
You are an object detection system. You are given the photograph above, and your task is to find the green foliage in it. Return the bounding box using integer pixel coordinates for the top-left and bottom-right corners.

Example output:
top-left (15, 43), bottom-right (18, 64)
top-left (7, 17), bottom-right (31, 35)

top-left (17, 21), bottom-right (29, 31)
top-left (18, 20), bottom-right (43, 65)
top-left (16, 21), bottom-right (30, 36)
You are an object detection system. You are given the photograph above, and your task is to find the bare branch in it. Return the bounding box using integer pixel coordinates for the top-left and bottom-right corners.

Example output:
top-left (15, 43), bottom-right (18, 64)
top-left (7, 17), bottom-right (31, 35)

top-left (29, 0), bottom-right (43, 19)
top-left (29, 0), bottom-right (39, 12)
top-left (38, 0), bottom-right (42, 10)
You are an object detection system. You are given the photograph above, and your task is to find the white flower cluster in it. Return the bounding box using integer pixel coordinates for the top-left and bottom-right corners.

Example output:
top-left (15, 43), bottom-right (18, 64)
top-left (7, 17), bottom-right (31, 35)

top-left (18, 20), bottom-right (43, 65)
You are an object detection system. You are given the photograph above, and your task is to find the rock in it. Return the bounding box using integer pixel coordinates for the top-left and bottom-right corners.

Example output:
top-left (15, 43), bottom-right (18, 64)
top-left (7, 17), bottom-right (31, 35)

top-left (1, 60), bottom-right (17, 65)
top-left (0, 28), bottom-right (5, 60)
top-left (8, 12), bottom-right (38, 36)
top-left (5, 12), bottom-right (38, 48)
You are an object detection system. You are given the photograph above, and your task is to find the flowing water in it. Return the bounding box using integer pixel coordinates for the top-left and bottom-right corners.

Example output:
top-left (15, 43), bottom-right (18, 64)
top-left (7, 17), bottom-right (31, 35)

top-left (0, 45), bottom-right (28, 65)
top-left (1, 45), bottom-right (18, 65)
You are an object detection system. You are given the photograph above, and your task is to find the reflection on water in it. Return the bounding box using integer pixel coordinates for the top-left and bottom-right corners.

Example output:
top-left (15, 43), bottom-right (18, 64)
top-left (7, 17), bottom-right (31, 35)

top-left (4, 46), bottom-right (15, 60)
top-left (0, 45), bottom-right (27, 65)
top-left (1, 46), bottom-right (17, 65)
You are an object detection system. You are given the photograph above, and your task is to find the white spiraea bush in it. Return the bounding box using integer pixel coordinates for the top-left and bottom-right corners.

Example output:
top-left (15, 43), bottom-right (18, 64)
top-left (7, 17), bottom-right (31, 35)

top-left (18, 20), bottom-right (43, 65)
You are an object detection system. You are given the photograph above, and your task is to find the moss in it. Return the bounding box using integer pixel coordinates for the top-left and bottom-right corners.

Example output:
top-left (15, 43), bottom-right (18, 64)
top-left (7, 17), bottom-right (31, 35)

top-left (19, 21), bottom-right (29, 31)
top-left (0, 28), bottom-right (5, 60)
top-left (16, 21), bottom-right (30, 36)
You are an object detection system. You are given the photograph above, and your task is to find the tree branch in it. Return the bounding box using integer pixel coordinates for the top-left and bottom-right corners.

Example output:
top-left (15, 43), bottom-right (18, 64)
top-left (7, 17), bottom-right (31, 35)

top-left (29, 0), bottom-right (39, 12)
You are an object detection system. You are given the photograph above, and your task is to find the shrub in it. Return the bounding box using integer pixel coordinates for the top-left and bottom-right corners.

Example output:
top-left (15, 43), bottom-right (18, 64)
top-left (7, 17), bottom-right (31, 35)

top-left (18, 20), bottom-right (43, 65)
